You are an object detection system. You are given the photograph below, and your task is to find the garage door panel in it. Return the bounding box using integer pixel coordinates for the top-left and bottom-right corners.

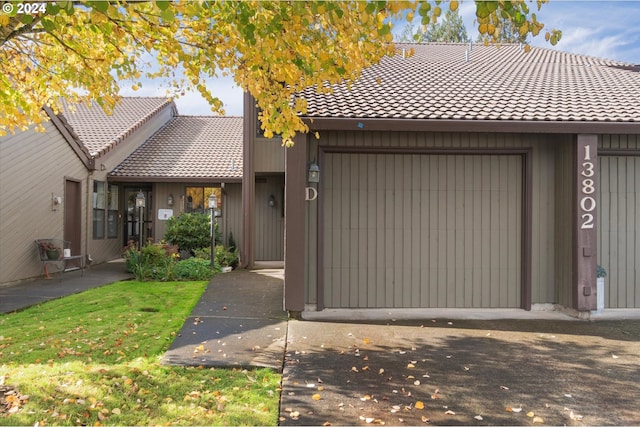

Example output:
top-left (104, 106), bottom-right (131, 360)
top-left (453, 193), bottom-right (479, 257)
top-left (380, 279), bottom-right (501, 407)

top-left (323, 153), bottom-right (522, 308)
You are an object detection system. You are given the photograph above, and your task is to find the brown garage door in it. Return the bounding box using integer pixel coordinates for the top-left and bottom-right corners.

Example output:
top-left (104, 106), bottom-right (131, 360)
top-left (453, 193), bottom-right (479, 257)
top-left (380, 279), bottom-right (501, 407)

top-left (322, 153), bottom-right (523, 308)
top-left (598, 156), bottom-right (640, 308)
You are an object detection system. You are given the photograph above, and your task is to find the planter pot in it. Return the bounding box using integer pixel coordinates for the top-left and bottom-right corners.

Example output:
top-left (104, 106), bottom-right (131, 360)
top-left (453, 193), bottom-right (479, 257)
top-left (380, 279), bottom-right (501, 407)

top-left (596, 277), bottom-right (605, 313)
top-left (221, 266), bottom-right (232, 273)
top-left (46, 250), bottom-right (60, 260)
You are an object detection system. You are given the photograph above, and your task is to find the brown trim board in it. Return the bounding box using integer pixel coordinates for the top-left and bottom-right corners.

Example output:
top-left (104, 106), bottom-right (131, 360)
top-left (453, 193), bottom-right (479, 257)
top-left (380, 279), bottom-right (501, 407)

top-left (316, 146), bottom-right (533, 310)
top-left (598, 149), bottom-right (640, 156)
top-left (304, 117), bottom-right (640, 135)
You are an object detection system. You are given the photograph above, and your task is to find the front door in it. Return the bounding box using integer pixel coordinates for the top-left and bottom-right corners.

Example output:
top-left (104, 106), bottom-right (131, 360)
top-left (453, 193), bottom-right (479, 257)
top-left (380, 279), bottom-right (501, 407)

top-left (124, 187), bottom-right (152, 248)
top-left (64, 179), bottom-right (82, 267)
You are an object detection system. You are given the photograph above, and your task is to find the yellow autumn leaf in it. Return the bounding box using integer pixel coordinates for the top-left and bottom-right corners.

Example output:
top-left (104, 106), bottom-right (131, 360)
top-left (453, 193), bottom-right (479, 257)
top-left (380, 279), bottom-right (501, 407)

top-left (312, 393), bottom-right (321, 400)
top-left (0, 1), bottom-right (560, 141)
top-left (415, 401), bottom-right (425, 410)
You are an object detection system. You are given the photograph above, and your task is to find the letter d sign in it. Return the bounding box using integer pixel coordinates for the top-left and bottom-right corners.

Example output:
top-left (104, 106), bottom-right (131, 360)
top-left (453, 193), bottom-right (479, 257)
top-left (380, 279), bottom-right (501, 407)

top-left (305, 187), bottom-right (318, 201)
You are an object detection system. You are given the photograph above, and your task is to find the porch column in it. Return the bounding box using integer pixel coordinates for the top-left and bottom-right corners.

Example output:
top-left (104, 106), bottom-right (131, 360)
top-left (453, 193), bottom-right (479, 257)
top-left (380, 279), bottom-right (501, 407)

top-left (241, 92), bottom-right (255, 269)
top-left (284, 133), bottom-right (307, 313)
top-left (574, 135), bottom-right (598, 311)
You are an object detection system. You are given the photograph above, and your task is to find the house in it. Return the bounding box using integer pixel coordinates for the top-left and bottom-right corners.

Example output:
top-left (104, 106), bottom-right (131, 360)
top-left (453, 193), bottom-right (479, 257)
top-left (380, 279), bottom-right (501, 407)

top-left (243, 43), bottom-right (640, 314)
top-left (4, 43), bottom-right (639, 316)
top-left (107, 115), bottom-right (243, 249)
top-left (0, 98), bottom-right (243, 285)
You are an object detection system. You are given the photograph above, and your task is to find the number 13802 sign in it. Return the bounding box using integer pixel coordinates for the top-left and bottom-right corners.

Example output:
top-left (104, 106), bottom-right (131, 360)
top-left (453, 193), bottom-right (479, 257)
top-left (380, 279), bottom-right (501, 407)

top-left (580, 144), bottom-right (596, 229)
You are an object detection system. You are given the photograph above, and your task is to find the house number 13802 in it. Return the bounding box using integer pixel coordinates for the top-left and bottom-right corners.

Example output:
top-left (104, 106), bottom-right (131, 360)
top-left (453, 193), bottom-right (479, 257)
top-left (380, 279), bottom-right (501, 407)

top-left (580, 145), bottom-right (596, 229)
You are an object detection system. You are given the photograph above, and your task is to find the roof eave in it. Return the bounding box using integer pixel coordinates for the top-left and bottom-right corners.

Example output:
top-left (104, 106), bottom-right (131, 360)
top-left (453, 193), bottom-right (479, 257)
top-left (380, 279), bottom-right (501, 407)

top-left (44, 106), bottom-right (95, 170)
top-left (303, 117), bottom-right (640, 135)
top-left (107, 175), bottom-right (243, 183)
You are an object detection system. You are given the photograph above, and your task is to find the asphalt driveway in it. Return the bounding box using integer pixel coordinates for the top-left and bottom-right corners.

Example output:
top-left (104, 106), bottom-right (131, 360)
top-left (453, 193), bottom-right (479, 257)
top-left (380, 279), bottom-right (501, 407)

top-left (281, 318), bottom-right (640, 426)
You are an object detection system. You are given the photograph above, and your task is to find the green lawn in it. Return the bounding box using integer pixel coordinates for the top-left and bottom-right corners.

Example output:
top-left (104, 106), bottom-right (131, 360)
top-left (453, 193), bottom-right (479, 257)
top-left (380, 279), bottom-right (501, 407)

top-left (0, 281), bottom-right (281, 426)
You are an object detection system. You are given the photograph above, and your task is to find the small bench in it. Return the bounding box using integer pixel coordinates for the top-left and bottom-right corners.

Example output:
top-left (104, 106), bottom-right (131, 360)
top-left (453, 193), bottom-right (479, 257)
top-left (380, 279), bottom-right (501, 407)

top-left (35, 239), bottom-right (85, 279)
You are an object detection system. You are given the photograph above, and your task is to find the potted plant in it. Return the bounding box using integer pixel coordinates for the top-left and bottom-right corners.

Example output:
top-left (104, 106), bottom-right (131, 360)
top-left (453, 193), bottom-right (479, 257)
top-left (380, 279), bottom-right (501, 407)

top-left (215, 245), bottom-right (238, 273)
top-left (39, 241), bottom-right (61, 260)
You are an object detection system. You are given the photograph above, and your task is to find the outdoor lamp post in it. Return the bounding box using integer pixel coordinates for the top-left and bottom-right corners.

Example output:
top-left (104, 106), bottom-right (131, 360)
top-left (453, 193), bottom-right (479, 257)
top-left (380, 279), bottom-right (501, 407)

top-left (135, 191), bottom-right (145, 251)
top-left (208, 193), bottom-right (218, 267)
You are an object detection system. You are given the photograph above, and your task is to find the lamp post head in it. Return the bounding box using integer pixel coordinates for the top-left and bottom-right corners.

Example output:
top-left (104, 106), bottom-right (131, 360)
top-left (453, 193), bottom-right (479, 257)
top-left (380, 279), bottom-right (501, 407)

top-left (135, 191), bottom-right (145, 208)
top-left (208, 193), bottom-right (218, 210)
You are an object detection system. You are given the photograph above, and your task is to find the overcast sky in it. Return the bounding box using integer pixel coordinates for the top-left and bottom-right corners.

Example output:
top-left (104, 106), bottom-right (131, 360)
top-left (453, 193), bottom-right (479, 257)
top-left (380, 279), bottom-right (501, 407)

top-left (120, 1), bottom-right (640, 117)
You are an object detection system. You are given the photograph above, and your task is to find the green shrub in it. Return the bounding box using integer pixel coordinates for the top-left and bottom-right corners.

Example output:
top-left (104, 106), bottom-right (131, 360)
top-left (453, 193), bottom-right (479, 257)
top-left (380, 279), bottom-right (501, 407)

top-left (193, 247), bottom-right (211, 260)
top-left (164, 213), bottom-right (215, 254)
top-left (173, 258), bottom-right (214, 280)
top-left (123, 241), bottom-right (178, 281)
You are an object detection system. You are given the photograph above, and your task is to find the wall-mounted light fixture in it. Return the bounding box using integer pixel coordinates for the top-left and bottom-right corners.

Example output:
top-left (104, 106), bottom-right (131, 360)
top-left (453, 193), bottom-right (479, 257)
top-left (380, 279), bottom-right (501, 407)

top-left (51, 194), bottom-right (62, 211)
top-left (167, 194), bottom-right (174, 206)
top-left (308, 161), bottom-right (320, 183)
top-left (268, 194), bottom-right (276, 208)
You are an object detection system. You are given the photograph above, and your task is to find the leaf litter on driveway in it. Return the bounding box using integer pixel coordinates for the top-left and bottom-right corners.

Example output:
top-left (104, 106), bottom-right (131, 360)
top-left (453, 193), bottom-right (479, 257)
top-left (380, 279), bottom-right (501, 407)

top-left (280, 319), bottom-right (640, 426)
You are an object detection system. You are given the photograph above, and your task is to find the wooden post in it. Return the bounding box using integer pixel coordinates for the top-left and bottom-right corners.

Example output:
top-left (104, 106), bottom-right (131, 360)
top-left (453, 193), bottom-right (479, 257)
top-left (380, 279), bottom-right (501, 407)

top-left (574, 135), bottom-right (598, 311)
top-left (284, 134), bottom-right (307, 313)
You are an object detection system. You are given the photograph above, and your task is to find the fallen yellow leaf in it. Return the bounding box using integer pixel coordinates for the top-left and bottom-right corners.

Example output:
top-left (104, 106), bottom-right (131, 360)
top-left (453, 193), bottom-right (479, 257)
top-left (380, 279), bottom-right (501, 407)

top-left (415, 401), bottom-right (424, 410)
top-left (533, 416), bottom-right (544, 423)
top-left (527, 411), bottom-right (535, 417)
top-left (312, 394), bottom-right (321, 400)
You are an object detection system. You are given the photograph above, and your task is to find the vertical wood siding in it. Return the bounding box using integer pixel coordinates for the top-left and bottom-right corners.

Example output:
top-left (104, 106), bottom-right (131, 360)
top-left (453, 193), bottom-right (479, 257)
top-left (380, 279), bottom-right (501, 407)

top-left (323, 152), bottom-right (522, 308)
top-left (305, 131), bottom-right (560, 308)
top-left (254, 175), bottom-right (284, 260)
top-left (224, 183), bottom-right (243, 250)
top-left (255, 138), bottom-right (285, 173)
top-left (598, 155), bottom-right (640, 308)
top-left (553, 138), bottom-right (575, 307)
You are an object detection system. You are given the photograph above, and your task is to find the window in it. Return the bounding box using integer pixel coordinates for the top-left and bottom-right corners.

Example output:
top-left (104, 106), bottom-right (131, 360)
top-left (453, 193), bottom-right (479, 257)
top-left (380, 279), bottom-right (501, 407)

top-left (93, 181), bottom-right (105, 239)
top-left (185, 187), bottom-right (222, 214)
top-left (107, 184), bottom-right (119, 238)
top-left (93, 182), bottom-right (119, 239)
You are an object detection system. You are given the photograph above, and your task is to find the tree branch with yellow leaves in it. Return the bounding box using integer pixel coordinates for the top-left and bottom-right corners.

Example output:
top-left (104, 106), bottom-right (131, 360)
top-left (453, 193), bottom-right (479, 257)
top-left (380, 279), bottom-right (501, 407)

top-left (0, 0), bottom-right (561, 144)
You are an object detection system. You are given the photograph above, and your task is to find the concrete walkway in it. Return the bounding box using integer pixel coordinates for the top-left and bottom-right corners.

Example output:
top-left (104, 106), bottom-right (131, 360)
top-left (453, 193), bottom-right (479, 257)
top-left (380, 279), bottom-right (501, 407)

top-left (0, 259), bottom-right (132, 313)
top-left (161, 268), bottom-right (289, 371)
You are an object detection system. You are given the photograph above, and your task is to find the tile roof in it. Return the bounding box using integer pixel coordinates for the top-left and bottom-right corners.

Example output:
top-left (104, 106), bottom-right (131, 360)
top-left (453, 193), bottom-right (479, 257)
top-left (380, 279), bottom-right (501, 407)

top-left (300, 43), bottom-right (640, 122)
top-left (109, 116), bottom-right (243, 180)
top-left (58, 97), bottom-right (175, 157)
